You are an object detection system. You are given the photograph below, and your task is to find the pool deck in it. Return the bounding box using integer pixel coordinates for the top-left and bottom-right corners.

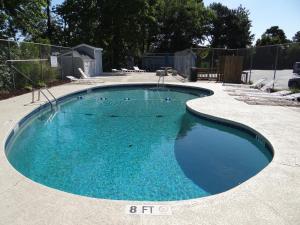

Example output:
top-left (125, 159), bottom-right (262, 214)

top-left (0, 73), bottom-right (299, 225)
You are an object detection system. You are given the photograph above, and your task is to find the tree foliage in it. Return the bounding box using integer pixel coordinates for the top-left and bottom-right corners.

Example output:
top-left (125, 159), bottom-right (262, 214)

top-left (150, 0), bottom-right (212, 52)
top-left (0, 0), bottom-right (47, 40)
top-left (293, 31), bottom-right (300, 43)
top-left (208, 3), bottom-right (253, 48)
top-left (256, 26), bottom-right (290, 46)
top-left (1, 0), bottom-right (255, 70)
top-left (55, 0), bottom-right (157, 68)
top-left (54, 0), bottom-right (212, 68)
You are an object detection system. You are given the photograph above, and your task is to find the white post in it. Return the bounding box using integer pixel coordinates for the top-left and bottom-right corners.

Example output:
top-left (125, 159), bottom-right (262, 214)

top-left (32, 89), bottom-right (35, 103)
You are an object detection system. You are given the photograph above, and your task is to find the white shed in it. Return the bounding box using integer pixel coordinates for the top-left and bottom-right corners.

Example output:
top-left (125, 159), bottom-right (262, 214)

top-left (59, 44), bottom-right (103, 77)
top-left (174, 49), bottom-right (197, 76)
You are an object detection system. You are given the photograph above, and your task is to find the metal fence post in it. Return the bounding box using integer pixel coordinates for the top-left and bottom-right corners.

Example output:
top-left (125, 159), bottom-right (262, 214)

top-left (7, 40), bottom-right (16, 89)
top-left (248, 47), bottom-right (253, 83)
top-left (71, 48), bottom-right (74, 77)
top-left (40, 45), bottom-right (43, 83)
top-left (59, 47), bottom-right (63, 80)
top-left (273, 46), bottom-right (279, 89)
top-left (210, 48), bottom-right (214, 75)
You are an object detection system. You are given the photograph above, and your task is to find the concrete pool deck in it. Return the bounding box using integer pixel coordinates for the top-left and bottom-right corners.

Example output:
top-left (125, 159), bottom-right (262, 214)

top-left (0, 73), bottom-right (299, 225)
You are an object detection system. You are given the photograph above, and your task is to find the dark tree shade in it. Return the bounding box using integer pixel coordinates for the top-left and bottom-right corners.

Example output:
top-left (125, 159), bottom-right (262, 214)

top-left (54, 0), bottom-right (212, 69)
top-left (150, 0), bottom-right (212, 52)
top-left (293, 31), bottom-right (300, 43)
top-left (256, 26), bottom-right (290, 46)
top-left (208, 3), bottom-right (254, 48)
top-left (0, 0), bottom-right (47, 40)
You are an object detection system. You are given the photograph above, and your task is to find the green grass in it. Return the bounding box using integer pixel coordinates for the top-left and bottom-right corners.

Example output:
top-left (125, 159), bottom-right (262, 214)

top-left (290, 88), bottom-right (300, 93)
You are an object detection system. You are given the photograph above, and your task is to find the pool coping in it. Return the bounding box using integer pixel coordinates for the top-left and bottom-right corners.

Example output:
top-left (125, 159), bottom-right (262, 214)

top-left (0, 81), bottom-right (299, 225)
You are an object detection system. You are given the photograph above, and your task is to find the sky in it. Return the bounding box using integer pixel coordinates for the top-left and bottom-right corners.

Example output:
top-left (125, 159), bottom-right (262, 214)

top-left (52, 0), bottom-right (300, 42)
top-left (203, 0), bottom-right (300, 41)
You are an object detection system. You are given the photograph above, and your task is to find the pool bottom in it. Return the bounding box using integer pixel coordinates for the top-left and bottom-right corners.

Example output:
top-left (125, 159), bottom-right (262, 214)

top-left (5, 84), bottom-right (273, 201)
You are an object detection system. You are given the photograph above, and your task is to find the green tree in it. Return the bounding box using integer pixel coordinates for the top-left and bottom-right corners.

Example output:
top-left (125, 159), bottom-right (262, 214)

top-left (54, 0), bottom-right (98, 46)
top-left (151, 0), bottom-right (212, 52)
top-left (55, 0), bottom-right (213, 68)
top-left (0, 0), bottom-right (47, 40)
top-left (292, 31), bottom-right (300, 43)
top-left (256, 26), bottom-right (290, 46)
top-left (55, 0), bottom-right (158, 69)
top-left (46, 0), bottom-right (53, 39)
top-left (208, 3), bottom-right (253, 48)
top-left (97, 0), bottom-right (156, 68)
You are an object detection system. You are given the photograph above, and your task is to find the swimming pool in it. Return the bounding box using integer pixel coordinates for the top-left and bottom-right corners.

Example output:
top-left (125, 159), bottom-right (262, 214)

top-left (5, 84), bottom-right (273, 201)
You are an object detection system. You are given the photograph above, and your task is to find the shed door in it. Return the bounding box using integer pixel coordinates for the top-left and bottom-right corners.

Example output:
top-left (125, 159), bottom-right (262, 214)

top-left (84, 62), bottom-right (90, 75)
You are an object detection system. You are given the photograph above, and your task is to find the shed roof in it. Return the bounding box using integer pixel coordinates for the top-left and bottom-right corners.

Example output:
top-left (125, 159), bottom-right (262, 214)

top-left (73, 43), bottom-right (103, 51)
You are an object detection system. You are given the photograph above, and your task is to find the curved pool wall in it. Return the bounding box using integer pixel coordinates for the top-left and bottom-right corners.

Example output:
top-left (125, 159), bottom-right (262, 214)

top-left (4, 83), bottom-right (273, 201)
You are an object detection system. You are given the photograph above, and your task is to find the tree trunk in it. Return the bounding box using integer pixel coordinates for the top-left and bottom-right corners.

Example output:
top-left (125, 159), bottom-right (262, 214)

top-left (47, 0), bottom-right (52, 40)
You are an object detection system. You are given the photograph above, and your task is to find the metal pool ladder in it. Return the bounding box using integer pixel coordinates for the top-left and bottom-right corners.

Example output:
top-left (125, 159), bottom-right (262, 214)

top-left (157, 67), bottom-right (170, 88)
top-left (157, 72), bottom-right (165, 88)
top-left (34, 87), bottom-right (58, 110)
top-left (7, 63), bottom-right (58, 110)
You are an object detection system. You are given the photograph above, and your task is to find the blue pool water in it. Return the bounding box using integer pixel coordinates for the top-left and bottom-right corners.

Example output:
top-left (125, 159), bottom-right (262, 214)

top-left (6, 85), bottom-right (273, 201)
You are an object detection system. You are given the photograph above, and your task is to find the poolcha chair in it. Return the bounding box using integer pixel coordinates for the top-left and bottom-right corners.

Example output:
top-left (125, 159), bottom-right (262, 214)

top-left (235, 91), bottom-right (300, 105)
top-left (121, 68), bottom-right (135, 72)
top-left (223, 78), bottom-right (266, 89)
top-left (66, 68), bottom-right (104, 84)
top-left (78, 68), bottom-right (92, 79)
top-left (133, 66), bottom-right (146, 72)
top-left (226, 80), bottom-right (277, 98)
top-left (78, 68), bottom-right (104, 81)
top-left (66, 76), bottom-right (96, 84)
top-left (224, 79), bottom-right (276, 93)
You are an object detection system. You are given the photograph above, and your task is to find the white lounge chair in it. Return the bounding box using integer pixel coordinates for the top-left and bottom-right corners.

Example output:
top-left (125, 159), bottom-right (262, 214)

top-left (236, 92), bottom-right (300, 105)
top-left (133, 66), bottom-right (146, 72)
top-left (121, 68), bottom-right (135, 72)
top-left (78, 68), bottom-right (91, 79)
top-left (260, 80), bottom-right (275, 92)
top-left (225, 79), bottom-right (275, 93)
top-left (66, 76), bottom-right (78, 82)
top-left (77, 68), bottom-right (104, 81)
top-left (66, 76), bottom-right (95, 84)
top-left (226, 80), bottom-right (276, 98)
top-left (229, 89), bottom-right (292, 98)
top-left (284, 93), bottom-right (300, 101)
top-left (223, 78), bottom-right (266, 89)
top-left (66, 69), bottom-right (104, 84)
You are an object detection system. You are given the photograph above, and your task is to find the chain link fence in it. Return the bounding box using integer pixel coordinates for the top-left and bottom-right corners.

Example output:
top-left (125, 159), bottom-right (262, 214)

top-left (142, 53), bottom-right (174, 72)
top-left (249, 43), bottom-right (300, 89)
top-left (1, 39), bottom-right (300, 95)
top-left (0, 39), bottom-right (73, 95)
top-left (173, 43), bottom-right (300, 89)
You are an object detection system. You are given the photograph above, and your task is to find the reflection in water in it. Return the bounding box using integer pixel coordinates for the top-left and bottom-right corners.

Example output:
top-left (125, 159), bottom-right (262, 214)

top-left (175, 113), bottom-right (272, 194)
